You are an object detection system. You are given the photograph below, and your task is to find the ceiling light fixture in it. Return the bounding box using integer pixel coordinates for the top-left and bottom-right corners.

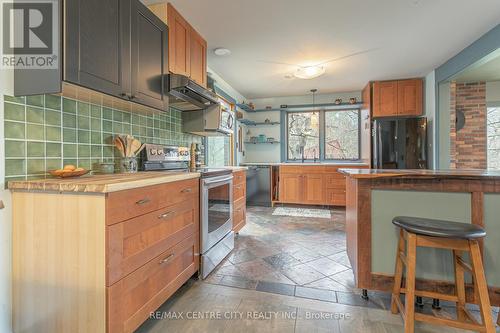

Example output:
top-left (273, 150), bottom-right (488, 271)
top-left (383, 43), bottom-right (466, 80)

top-left (294, 65), bottom-right (325, 79)
top-left (214, 48), bottom-right (231, 56)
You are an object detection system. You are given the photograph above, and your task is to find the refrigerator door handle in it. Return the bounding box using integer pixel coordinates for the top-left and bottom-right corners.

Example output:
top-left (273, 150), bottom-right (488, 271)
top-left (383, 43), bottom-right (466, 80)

top-left (376, 122), bottom-right (383, 168)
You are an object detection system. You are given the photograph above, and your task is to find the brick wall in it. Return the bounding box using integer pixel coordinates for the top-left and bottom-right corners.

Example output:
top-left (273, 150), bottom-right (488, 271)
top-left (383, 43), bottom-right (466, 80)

top-left (449, 81), bottom-right (487, 169)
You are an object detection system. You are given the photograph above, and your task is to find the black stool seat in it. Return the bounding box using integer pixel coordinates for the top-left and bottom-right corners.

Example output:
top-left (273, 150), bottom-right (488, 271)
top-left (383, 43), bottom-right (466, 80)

top-left (392, 216), bottom-right (486, 239)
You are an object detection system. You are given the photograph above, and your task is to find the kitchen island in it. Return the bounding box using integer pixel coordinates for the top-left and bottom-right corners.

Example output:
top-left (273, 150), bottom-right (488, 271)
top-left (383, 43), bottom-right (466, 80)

top-left (340, 169), bottom-right (500, 306)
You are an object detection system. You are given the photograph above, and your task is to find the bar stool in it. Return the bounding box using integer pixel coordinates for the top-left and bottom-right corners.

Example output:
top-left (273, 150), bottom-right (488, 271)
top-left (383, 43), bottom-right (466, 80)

top-left (390, 216), bottom-right (495, 333)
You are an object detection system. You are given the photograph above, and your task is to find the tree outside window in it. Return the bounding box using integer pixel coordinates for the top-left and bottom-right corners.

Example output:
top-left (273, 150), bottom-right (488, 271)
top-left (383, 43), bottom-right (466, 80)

top-left (287, 112), bottom-right (319, 160)
top-left (325, 110), bottom-right (360, 160)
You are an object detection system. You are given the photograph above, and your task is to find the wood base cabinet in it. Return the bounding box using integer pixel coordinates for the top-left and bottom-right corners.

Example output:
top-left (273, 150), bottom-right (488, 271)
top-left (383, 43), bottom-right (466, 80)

top-left (232, 170), bottom-right (247, 232)
top-left (12, 178), bottom-right (199, 333)
top-left (278, 165), bottom-right (368, 206)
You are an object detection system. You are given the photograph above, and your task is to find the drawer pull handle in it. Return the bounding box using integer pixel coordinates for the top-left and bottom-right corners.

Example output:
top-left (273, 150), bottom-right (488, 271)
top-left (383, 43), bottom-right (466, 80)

top-left (158, 211), bottom-right (174, 219)
top-left (159, 253), bottom-right (174, 265)
top-left (181, 188), bottom-right (192, 193)
top-left (136, 198), bottom-right (150, 205)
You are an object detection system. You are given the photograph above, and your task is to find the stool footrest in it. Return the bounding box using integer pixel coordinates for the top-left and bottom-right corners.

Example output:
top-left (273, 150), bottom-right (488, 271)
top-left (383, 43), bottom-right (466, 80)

top-left (414, 312), bottom-right (486, 332)
top-left (398, 289), bottom-right (459, 303)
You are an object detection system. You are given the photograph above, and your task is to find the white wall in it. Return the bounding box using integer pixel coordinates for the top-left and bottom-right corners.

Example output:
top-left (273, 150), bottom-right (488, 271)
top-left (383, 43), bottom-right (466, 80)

top-left (240, 91), bottom-right (362, 163)
top-left (0, 68), bottom-right (14, 333)
top-left (486, 81), bottom-right (500, 104)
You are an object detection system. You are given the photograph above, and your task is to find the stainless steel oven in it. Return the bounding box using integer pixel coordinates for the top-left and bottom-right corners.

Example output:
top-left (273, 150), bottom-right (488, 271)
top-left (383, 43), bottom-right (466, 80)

top-left (200, 170), bottom-right (234, 279)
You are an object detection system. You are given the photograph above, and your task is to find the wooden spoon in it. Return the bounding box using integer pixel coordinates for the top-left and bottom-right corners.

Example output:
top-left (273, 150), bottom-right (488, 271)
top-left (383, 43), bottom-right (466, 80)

top-left (130, 139), bottom-right (142, 156)
top-left (113, 136), bottom-right (125, 157)
top-left (134, 143), bottom-right (146, 156)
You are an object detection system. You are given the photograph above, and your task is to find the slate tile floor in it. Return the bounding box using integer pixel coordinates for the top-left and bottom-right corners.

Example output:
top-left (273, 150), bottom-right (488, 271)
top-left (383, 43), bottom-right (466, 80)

top-left (204, 206), bottom-right (378, 307)
top-left (136, 206), bottom-right (499, 332)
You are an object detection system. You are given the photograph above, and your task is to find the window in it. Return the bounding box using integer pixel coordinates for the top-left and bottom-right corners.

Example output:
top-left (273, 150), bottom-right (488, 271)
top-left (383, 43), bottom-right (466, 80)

top-left (487, 106), bottom-right (500, 169)
top-left (285, 109), bottom-right (361, 161)
top-left (325, 110), bottom-right (360, 160)
top-left (287, 112), bottom-right (319, 160)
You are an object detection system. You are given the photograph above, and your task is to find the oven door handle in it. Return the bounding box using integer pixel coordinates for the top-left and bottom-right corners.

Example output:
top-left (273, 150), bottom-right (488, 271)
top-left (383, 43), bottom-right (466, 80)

top-left (203, 175), bottom-right (233, 186)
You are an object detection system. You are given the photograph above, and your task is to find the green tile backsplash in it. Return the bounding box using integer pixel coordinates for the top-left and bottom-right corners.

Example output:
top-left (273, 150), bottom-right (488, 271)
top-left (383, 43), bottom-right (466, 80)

top-left (4, 94), bottom-right (203, 182)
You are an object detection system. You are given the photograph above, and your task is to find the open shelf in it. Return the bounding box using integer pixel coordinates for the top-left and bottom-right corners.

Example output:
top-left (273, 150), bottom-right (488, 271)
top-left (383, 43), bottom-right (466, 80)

top-left (239, 119), bottom-right (280, 126)
top-left (244, 141), bottom-right (280, 145)
top-left (238, 102), bottom-right (363, 113)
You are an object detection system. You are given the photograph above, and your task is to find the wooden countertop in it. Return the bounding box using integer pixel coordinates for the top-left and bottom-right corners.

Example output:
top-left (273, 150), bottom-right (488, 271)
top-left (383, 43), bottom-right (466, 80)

top-left (8, 171), bottom-right (200, 193)
top-left (339, 168), bottom-right (500, 180)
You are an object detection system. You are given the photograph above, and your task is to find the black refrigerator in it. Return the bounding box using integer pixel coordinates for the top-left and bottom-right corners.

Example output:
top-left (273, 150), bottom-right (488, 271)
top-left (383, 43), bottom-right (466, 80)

top-left (372, 117), bottom-right (428, 169)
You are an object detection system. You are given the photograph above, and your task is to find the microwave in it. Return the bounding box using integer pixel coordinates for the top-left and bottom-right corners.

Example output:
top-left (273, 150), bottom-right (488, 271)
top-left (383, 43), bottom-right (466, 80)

top-left (182, 103), bottom-right (234, 136)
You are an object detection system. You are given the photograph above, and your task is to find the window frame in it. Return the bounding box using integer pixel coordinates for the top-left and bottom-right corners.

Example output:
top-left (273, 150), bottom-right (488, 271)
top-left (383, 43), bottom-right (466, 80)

top-left (283, 108), bottom-right (362, 162)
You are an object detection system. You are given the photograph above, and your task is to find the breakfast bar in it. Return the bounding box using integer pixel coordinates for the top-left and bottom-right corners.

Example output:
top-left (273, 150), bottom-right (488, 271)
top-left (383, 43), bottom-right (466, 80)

top-left (339, 169), bottom-right (500, 306)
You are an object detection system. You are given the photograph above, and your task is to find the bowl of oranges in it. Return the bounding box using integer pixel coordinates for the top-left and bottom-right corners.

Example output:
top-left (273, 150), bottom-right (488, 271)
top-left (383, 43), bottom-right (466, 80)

top-left (49, 164), bottom-right (90, 178)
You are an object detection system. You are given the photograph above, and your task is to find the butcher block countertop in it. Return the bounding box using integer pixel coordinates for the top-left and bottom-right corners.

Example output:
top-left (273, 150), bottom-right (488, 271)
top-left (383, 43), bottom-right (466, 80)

top-left (8, 171), bottom-right (200, 193)
top-left (339, 168), bottom-right (500, 180)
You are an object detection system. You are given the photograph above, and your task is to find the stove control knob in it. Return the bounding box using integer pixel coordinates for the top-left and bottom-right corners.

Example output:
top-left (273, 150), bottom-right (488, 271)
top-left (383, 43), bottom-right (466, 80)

top-left (150, 149), bottom-right (157, 155)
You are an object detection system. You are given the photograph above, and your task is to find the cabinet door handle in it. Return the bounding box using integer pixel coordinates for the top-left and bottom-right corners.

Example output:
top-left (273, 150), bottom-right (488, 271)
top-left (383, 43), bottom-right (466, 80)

top-left (158, 211), bottom-right (174, 219)
top-left (136, 198), bottom-right (150, 205)
top-left (181, 188), bottom-right (192, 193)
top-left (0, 200), bottom-right (4, 210)
top-left (159, 253), bottom-right (174, 265)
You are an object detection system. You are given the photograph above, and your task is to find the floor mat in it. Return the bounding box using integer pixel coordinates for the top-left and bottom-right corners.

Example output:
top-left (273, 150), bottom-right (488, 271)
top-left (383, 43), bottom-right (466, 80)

top-left (272, 207), bottom-right (331, 219)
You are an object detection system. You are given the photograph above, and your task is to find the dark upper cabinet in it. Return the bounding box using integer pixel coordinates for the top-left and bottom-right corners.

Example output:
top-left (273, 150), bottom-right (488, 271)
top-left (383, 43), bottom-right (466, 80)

top-left (64, 0), bottom-right (130, 98)
top-left (130, 0), bottom-right (168, 110)
top-left (64, 0), bottom-right (168, 111)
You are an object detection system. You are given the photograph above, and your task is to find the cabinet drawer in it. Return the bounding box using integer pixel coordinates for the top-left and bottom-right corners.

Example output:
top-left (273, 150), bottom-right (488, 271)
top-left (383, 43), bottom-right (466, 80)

top-left (233, 182), bottom-right (246, 201)
top-left (233, 170), bottom-right (246, 185)
top-left (325, 174), bottom-right (346, 189)
top-left (326, 189), bottom-right (346, 206)
top-left (108, 234), bottom-right (198, 333)
top-left (106, 178), bottom-right (198, 225)
top-left (107, 198), bottom-right (199, 285)
top-left (233, 198), bottom-right (246, 232)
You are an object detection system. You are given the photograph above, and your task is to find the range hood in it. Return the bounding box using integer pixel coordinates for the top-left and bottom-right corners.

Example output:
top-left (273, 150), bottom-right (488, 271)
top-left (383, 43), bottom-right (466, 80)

top-left (167, 74), bottom-right (219, 111)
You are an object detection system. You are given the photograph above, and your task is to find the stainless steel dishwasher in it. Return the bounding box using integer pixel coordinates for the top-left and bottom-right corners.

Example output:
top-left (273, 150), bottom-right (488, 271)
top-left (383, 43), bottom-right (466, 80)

top-left (246, 165), bottom-right (271, 207)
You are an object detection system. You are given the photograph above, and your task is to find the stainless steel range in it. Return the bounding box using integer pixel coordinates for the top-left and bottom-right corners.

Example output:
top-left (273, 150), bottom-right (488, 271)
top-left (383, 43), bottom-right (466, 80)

top-left (141, 144), bottom-right (235, 279)
top-left (199, 168), bottom-right (234, 279)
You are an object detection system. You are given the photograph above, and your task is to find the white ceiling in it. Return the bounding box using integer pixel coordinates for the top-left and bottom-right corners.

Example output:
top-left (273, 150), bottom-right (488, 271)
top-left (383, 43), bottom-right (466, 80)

top-left (145, 0), bottom-right (500, 99)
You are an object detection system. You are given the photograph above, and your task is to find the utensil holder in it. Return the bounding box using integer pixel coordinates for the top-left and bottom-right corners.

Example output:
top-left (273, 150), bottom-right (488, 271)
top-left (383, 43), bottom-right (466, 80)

top-left (120, 157), bottom-right (138, 173)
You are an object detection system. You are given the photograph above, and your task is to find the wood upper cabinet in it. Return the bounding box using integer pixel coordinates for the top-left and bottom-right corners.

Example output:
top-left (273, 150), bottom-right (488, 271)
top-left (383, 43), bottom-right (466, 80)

top-left (149, 3), bottom-right (208, 87)
top-left (190, 28), bottom-right (208, 87)
top-left (398, 79), bottom-right (423, 116)
top-left (130, 0), bottom-right (168, 110)
top-left (372, 79), bottom-right (423, 118)
top-left (64, 0), bottom-right (130, 98)
top-left (166, 3), bottom-right (191, 76)
top-left (373, 81), bottom-right (398, 117)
